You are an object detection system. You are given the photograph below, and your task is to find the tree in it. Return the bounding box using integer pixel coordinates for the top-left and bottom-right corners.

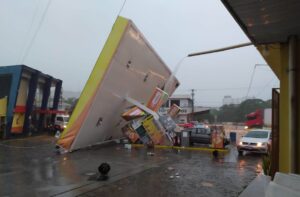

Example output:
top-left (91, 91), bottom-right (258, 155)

top-left (216, 99), bottom-right (271, 123)
top-left (63, 97), bottom-right (77, 105)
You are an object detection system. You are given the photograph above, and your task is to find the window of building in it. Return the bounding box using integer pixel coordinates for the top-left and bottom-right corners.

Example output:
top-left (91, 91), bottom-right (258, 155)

top-left (170, 99), bottom-right (180, 107)
top-left (180, 99), bottom-right (189, 107)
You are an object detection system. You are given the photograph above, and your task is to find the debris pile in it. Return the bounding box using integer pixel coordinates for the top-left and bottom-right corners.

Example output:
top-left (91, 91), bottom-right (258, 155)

top-left (121, 87), bottom-right (181, 146)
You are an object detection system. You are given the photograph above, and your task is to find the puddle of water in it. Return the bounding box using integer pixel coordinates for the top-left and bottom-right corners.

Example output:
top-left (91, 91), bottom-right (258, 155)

top-left (201, 181), bottom-right (214, 187)
top-left (85, 172), bottom-right (97, 176)
top-left (220, 145), bottom-right (238, 163)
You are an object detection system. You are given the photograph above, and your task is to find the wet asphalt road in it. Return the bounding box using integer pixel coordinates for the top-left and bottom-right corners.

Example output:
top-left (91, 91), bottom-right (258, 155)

top-left (0, 135), bottom-right (262, 197)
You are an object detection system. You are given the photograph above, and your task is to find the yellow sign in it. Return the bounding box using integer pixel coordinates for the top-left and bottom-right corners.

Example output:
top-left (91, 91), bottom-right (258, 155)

top-left (12, 113), bottom-right (25, 133)
top-left (147, 88), bottom-right (169, 112)
top-left (0, 97), bottom-right (7, 116)
top-left (142, 116), bottom-right (164, 145)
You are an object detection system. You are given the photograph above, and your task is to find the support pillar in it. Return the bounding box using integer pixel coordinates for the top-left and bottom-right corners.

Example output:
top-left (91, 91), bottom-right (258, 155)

top-left (288, 36), bottom-right (298, 173)
top-left (51, 80), bottom-right (62, 122)
top-left (38, 77), bottom-right (52, 130)
top-left (23, 71), bottom-right (39, 135)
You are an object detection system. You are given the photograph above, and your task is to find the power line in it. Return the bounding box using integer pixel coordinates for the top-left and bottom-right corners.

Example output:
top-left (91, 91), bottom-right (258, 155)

top-left (118, 0), bottom-right (127, 16)
top-left (255, 79), bottom-right (276, 97)
top-left (18, 0), bottom-right (42, 63)
top-left (245, 66), bottom-right (257, 97)
top-left (20, 0), bottom-right (52, 63)
top-left (191, 89), bottom-right (195, 113)
top-left (245, 64), bottom-right (269, 97)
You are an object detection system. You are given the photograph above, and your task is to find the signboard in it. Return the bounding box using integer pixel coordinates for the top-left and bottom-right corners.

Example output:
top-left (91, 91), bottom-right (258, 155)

top-left (135, 125), bottom-right (151, 144)
top-left (121, 124), bottom-right (139, 143)
top-left (142, 116), bottom-right (164, 144)
top-left (57, 16), bottom-right (179, 151)
top-left (122, 106), bottom-right (145, 121)
top-left (211, 125), bottom-right (224, 149)
top-left (11, 113), bottom-right (25, 134)
top-left (167, 104), bottom-right (181, 118)
top-left (0, 97), bottom-right (7, 116)
top-left (147, 88), bottom-right (169, 112)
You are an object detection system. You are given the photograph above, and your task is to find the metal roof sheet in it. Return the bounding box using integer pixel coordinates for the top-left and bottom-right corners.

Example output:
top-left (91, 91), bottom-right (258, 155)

top-left (222, 0), bottom-right (300, 44)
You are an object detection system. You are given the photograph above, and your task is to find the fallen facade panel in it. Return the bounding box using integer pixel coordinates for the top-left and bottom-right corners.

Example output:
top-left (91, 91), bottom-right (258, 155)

top-left (58, 16), bottom-right (179, 151)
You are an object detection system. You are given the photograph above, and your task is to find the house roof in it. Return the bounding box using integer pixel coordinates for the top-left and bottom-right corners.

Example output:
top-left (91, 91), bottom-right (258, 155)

top-left (0, 65), bottom-right (62, 83)
top-left (170, 94), bottom-right (192, 100)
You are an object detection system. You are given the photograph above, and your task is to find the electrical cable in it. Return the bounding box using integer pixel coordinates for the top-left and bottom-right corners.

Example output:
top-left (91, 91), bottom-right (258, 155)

top-left (163, 56), bottom-right (187, 91)
top-left (18, 0), bottom-right (42, 63)
top-left (245, 65), bottom-right (257, 98)
top-left (21, 0), bottom-right (52, 63)
top-left (245, 64), bottom-right (271, 98)
top-left (254, 79), bottom-right (275, 97)
top-left (117, 0), bottom-right (127, 16)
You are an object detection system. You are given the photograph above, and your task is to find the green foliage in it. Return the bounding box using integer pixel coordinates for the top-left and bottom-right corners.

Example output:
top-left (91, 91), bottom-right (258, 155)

top-left (214, 99), bottom-right (271, 123)
top-left (63, 97), bottom-right (77, 105)
top-left (194, 111), bottom-right (215, 123)
top-left (262, 154), bottom-right (271, 175)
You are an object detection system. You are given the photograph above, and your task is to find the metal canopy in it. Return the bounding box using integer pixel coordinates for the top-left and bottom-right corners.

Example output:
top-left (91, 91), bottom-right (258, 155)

top-left (222, 0), bottom-right (300, 44)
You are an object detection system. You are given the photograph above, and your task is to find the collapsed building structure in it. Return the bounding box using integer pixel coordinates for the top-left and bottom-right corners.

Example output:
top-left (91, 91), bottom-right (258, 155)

top-left (57, 16), bottom-right (180, 151)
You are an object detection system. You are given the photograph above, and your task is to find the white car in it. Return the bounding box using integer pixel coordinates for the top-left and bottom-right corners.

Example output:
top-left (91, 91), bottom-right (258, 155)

top-left (54, 114), bottom-right (69, 131)
top-left (237, 129), bottom-right (271, 155)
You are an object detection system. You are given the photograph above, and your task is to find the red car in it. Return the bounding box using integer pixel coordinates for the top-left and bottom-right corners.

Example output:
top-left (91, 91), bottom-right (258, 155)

top-left (177, 122), bottom-right (194, 128)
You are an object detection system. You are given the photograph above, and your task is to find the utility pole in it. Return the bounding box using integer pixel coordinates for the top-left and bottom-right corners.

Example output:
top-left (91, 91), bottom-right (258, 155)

top-left (191, 89), bottom-right (195, 113)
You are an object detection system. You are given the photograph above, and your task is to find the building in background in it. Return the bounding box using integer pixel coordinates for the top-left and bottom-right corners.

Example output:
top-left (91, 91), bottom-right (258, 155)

top-left (0, 65), bottom-right (63, 139)
top-left (159, 94), bottom-right (210, 123)
top-left (222, 95), bottom-right (255, 105)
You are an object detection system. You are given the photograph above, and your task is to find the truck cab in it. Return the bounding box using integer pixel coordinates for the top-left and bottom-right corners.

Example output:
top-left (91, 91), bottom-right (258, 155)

top-left (245, 108), bottom-right (271, 129)
top-left (245, 109), bottom-right (264, 129)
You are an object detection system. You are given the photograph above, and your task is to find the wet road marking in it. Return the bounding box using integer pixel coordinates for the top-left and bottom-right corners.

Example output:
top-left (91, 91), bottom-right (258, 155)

top-left (131, 144), bottom-right (229, 153)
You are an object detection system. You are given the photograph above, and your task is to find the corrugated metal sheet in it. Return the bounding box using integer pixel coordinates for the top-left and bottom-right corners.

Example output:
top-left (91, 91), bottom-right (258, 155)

top-left (222, 0), bottom-right (300, 44)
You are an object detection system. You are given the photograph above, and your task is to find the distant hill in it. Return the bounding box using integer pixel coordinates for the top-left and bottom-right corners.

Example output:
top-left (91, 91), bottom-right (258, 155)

top-left (63, 90), bottom-right (81, 99)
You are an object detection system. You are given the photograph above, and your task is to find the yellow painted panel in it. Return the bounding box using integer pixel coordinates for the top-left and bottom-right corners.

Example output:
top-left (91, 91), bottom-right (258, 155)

top-left (256, 44), bottom-right (281, 79)
top-left (257, 42), bottom-right (291, 172)
top-left (59, 17), bottom-right (129, 142)
top-left (12, 113), bottom-right (25, 133)
top-left (0, 97), bottom-right (7, 116)
top-left (297, 40), bottom-right (300, 172)
top-left (131, 144), bottom-right (228, 152)
top-left (278, 44), bottom-right (290, 172)
top-left (16, 78), bottom-right (28, 106)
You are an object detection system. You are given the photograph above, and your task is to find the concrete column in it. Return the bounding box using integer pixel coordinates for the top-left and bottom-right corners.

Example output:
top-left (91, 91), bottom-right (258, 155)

top-left (38, 77), bottom-right (52, 130)
top-left (23, 71), bottom-right (39, 135)
top-left (288, 36), bottom-right (298, 173)
top-left (51, 80), bottom-right (62, 122)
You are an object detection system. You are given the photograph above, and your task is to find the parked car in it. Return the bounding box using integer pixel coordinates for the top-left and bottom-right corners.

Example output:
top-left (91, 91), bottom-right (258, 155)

top-left (187, 126), bottom-right (211, 145)
top-left (237, 129), bottom-right (271, 155)
top-left (183, 125), bottom-right (230, 147)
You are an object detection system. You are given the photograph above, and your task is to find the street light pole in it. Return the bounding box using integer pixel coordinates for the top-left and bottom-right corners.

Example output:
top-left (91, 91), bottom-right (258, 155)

top-left (187, 42), bottom-right (252, 57)
top-left (191, 89), bottom-right (195, 113)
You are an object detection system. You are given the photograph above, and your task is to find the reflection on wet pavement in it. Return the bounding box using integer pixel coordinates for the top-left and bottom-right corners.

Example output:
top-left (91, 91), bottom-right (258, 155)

top-left (0, 135), bottom-right (262, 197)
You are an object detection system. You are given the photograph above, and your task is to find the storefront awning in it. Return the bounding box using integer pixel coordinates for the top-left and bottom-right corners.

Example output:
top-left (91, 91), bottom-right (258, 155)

top-left (221, 0), bottom-right (300, 44)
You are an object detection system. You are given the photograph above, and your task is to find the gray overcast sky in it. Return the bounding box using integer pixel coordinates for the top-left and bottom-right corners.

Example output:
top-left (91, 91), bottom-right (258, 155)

top-left (0, 0), bottom-right (279, 106)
